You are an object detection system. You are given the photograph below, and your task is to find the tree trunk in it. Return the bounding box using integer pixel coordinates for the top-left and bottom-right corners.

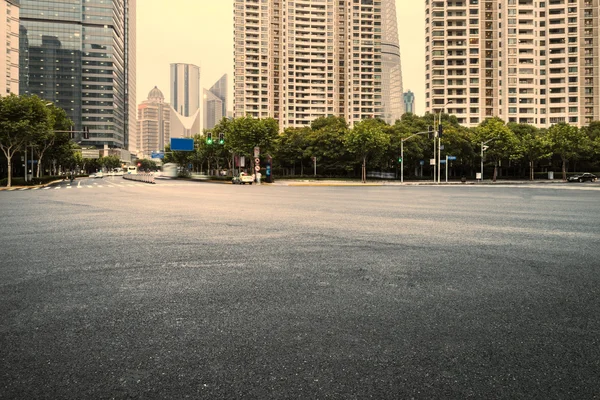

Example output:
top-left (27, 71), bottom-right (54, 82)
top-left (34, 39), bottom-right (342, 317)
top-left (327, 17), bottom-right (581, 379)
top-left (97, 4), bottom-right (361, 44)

top-left (362, 157), bottom-right (366, 183)
top-left (530, 160), bottom-right (534, 181)
top-left (562, 158), bottom-right (567, 181)
top-left (493, 163), bottom-right (498, 182)
top-left (7, 159), bottom-right (12, 187)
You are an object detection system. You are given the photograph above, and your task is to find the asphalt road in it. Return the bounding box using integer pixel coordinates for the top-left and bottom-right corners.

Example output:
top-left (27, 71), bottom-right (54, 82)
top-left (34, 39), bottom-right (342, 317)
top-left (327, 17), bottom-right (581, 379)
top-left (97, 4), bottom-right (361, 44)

top-left (1, 180), bottom-right (599, 399)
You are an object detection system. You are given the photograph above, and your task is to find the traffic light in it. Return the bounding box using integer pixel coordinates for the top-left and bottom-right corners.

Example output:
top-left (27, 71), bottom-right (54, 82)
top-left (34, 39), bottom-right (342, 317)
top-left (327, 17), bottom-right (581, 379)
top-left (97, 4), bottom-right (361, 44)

top-left (398, 156), bottom-right (403, 163)
top-left (438, 124), bottom-right (443, 138)
top-left (219, 132), bottom-right (224, 145)
top-left (428, 125), bottom-right (434, 139)
top-left (83, 126), bottom-right (90, 140)
top-left (207, 132), bottom-right (213, 144)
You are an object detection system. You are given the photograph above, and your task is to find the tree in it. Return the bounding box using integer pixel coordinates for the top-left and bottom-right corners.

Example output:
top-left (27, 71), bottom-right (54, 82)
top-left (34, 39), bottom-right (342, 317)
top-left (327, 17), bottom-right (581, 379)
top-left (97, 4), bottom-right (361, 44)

top-left (547, 123), bottom-right (591, 180)
top-left (226, 116), bottom-right (279, 158)
top-left (344, 119), bottom-right (390, 183)
top-left (509, 123), bottom-right (552, 181)
top-left (99, 155), bottom-right (122, 171)
top-left (0, 94), bottom-right (52, 187)
top-left (33, 104), bottom-right (73, 177)
top-left (474, 118), bottom-right (519, 181)
top-left (138, 158), bottom-right (158, 172)
top-left (304, 116), bottom-right (350, 176)
top-left (273, 127), bottom-right (310, 175)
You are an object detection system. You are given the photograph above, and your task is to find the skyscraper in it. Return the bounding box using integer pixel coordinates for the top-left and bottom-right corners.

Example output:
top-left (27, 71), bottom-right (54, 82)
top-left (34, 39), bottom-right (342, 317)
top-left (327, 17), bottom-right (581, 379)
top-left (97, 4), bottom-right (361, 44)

top-left (1, 0), bottom-right (19, 96)
top-left (404, 90), bottom-right (415, 114)
top-left (203, 74), bottom-right (228, 130)
top-left (170, 63), bottom-right (200, 117)
top-left (425, 0), bottom-right (599, 128)
top-left (137, 86), bottom-right (170, 159)
top-left (233, 0), bottom-right (404, 128)
top-left (18, 0), bottom-right (136, 149)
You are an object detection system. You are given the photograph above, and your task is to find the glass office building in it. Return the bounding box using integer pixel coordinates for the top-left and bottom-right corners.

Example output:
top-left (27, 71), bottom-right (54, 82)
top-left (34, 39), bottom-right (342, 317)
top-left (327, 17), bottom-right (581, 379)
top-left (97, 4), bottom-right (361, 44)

top-left (19, 0), bottom-right (136, 149)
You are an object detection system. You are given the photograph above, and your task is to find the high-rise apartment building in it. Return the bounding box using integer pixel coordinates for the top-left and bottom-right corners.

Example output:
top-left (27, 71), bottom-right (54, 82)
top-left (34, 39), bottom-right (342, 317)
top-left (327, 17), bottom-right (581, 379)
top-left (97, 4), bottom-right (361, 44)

top-left (425, 0), bottom-right (599, 128)
top-left (203, 74), bottom-right (228, 130)
top-left (404, 90), bottom-right (415, 114)
top-left (137, 86), bottom-right (170, 159)
top-left (1, 0), bottom-right (19, 96)
top-left (233, 0), bottom-right (404, 129)
top-left (19, 0), bottom-right (136, 149)
top-left (170, 63), bottom-right (200, 117)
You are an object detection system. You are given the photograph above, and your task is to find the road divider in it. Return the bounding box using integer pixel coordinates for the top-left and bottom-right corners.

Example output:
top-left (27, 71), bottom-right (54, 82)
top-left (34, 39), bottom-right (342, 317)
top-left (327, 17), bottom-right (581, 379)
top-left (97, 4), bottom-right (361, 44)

top-left (123, 173), bottom-right (155, 184)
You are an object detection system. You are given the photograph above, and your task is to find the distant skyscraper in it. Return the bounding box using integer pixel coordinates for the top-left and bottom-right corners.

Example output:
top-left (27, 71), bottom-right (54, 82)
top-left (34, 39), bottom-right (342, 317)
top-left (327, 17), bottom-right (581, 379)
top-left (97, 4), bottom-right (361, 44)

top-left (233, 0), bottom-right (404, 128)
top-left (203, 74), bottom-right (228, 130)
top-left (170, 63), bottom-right (200, 117)
top-left (19, 0), bottom-right (136, 149)
top-left (137, 86), bottom-right (170, 159)
top-left (425, 0), bottom-right (599, 128)
top-left (1, 0), bottom-right (19, 96)
top-left (404, 91), bottom-right (415, 114)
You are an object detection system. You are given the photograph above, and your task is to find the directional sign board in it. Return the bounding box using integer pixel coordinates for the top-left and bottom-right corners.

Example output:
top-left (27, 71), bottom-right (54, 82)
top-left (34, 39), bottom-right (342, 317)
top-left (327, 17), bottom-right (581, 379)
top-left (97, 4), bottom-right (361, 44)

top-left (170, 138), bottom-right (194, 151)
top-left (151, 152), bottom-right (165, 159)
top-left (440, 160), bottom-right (446, 164)
top-left (448, 156), bottom-right (457, 161)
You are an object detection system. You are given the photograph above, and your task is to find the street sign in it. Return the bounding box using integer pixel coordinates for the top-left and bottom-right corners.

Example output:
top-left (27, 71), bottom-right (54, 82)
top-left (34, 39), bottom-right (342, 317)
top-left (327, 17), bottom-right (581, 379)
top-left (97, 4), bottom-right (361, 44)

top-left (170, 138), bottom-right (194, 151)
top-left (254, 147), bottom-right (260, 157)
top-left (430, 158), bottom-right (436, 166)
top-left (254, 165), bottom-right (261, 171)
top-left (448, 156), bottom-right (457, 161)
top-left (420, 160), bottom-right (425, 166)
top-left (254, 157), bottom-right (260, 165)
top-left (440, 160), bottom-right (446, 164)
top-left (151, 152), bottom-right (164, 159)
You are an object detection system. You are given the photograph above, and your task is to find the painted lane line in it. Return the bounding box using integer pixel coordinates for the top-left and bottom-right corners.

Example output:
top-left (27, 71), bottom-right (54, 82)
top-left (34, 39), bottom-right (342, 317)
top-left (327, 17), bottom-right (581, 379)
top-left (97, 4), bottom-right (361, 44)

top-left (31, 187), bottom-right (40, 190)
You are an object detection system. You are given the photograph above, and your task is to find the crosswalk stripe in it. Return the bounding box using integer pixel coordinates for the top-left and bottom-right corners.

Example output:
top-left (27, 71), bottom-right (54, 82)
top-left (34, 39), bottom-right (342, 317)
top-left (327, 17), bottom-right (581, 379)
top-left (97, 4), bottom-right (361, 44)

top-left (32, 187), bottom-right (39, 190)
top-left (54, 187), bottom-right (60, 190)
top-left (67, 186), bottom-right (72, 189)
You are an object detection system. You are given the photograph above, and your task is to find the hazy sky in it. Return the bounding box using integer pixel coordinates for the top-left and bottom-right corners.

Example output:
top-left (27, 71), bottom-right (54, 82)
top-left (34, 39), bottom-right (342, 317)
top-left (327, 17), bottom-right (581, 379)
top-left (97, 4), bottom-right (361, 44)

top-left (137, 0), bottom-right (425, 114)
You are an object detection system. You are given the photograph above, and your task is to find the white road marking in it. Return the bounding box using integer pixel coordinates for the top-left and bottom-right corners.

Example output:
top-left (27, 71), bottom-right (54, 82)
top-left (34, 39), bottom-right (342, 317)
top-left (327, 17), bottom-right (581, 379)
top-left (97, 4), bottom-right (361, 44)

top-left (67, 186), bottom-right (72, 189)
top-left (31, 187), bottom-right (39, 190)
top-left (19, 188), bottom-right (28, 191)
top-left (43, 187), bottom-right (50, 190)
top-left (54, 187), bottom-right (60, 190)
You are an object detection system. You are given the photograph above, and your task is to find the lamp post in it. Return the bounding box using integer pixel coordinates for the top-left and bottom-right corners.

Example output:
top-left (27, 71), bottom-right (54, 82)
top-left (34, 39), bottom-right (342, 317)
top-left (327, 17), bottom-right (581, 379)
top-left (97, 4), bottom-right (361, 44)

top-left (437, 101), bottom-right (452, 184)
top-left (401, 130), bottom-right (430, 183)
top-left (480, 137), bottom-right (496, 181)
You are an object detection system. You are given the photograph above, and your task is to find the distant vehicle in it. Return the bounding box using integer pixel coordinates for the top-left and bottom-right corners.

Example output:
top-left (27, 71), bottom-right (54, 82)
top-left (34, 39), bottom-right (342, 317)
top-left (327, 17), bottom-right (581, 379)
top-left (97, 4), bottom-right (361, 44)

top-left (232, 172), bottom-right (254, 185)
top-left (567, 173), bottom-right (597, 182)
top-left (91, 171), bottom-right (104, 179)
top-left (162, 163), bottom-right (178, 178)
top-left (127, 166), bottom-right (138, 174)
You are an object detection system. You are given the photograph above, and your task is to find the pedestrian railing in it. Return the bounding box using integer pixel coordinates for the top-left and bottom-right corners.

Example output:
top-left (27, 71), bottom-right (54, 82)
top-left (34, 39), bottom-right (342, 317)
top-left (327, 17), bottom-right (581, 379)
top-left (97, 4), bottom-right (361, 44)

top-left (123, 173), bottom-right (155, 184)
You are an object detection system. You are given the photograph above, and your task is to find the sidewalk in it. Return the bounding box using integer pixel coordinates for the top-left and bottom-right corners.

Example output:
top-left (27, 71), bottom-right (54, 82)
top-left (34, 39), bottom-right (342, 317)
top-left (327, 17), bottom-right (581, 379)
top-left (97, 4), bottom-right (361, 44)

top-left (271, 179), bottom-right (571, 187)
top-left (0, 179), bottom-right (65, 191)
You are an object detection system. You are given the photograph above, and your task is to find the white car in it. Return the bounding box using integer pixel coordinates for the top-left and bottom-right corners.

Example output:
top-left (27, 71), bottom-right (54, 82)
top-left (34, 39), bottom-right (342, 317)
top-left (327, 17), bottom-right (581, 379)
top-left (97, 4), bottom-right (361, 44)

top-left (91, 171), bottom-right (104, 179)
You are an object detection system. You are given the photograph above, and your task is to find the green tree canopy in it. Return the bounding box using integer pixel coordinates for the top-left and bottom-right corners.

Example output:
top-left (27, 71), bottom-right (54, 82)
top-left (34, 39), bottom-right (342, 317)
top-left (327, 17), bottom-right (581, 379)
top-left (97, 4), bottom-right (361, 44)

top-left (344, 118), bottom-right (390, 182)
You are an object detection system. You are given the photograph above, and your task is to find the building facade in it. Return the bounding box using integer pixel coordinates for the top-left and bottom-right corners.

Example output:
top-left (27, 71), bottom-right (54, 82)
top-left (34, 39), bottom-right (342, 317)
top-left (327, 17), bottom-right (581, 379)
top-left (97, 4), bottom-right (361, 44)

top-left (404, 90), bottom-right (415, 114)
top-left (1, 0), bottom-right (19, 96)
top-left (425, 0), bottom-right (599, 128)
top-left (170, 63), bottom-right (200, 117)
top-left (18, 0), bottom-right (136, 149)
top-left (233, 0), bottom-right (405, 129)
top-left (137, 86), bottom-right (170, 159)
top-left (203, 74), bottom-right (228, 130)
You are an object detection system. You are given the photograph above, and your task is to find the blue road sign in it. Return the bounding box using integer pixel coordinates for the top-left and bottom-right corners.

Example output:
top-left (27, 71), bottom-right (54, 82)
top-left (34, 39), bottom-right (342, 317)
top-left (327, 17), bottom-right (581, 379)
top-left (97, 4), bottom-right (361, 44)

top-left (170, 138), bottom-right (194, 151)
top-left (448, 156), bottom-right (457, 161)
top-left (419, 160), bottom-right (425, 166)
top-left (440, 160), bottom-right (446, 164)
top-left (151, 152), bottom-right (165, 159)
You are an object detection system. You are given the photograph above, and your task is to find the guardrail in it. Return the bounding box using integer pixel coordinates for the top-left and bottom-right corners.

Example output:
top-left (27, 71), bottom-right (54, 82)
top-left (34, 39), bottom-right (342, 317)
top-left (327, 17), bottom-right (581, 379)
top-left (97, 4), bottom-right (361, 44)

top-left (123, 173), bottom-right (155, 184)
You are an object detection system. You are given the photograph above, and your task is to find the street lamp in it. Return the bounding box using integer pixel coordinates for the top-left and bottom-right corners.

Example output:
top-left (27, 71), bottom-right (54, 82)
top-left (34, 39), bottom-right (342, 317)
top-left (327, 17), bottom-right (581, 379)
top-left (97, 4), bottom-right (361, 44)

top-left (480, 137), bottom-right (497, 181)
top-left (401, 130), bottom-right (430, 183)
top-left (437, 101), bottom-right (452, 184)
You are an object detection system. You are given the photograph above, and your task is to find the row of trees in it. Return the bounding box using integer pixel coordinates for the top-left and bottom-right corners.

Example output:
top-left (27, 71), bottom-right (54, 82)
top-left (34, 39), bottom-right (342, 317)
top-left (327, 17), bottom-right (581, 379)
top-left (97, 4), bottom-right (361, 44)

top-left (0, 95), bottom-right (131, 186)
top-left (170, 114), bottom-right (600, 182)
top-left (0, 94), bottom-right (76, 186)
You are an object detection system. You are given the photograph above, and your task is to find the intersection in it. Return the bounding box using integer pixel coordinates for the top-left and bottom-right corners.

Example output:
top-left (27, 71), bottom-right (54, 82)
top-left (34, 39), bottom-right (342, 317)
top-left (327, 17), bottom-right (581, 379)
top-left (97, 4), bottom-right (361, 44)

top-left (1, 183), bottom-right (599, 399)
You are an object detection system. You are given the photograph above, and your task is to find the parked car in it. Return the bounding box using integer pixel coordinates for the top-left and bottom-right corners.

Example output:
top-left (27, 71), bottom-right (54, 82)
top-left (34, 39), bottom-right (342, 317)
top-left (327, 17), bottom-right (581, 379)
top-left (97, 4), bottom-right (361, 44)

top-left (567, 173), bottom-right (597, 182)
top-left (232, 172), bottom-right (254, 185)
top-left (91, 171), bottom-right (104, 179)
